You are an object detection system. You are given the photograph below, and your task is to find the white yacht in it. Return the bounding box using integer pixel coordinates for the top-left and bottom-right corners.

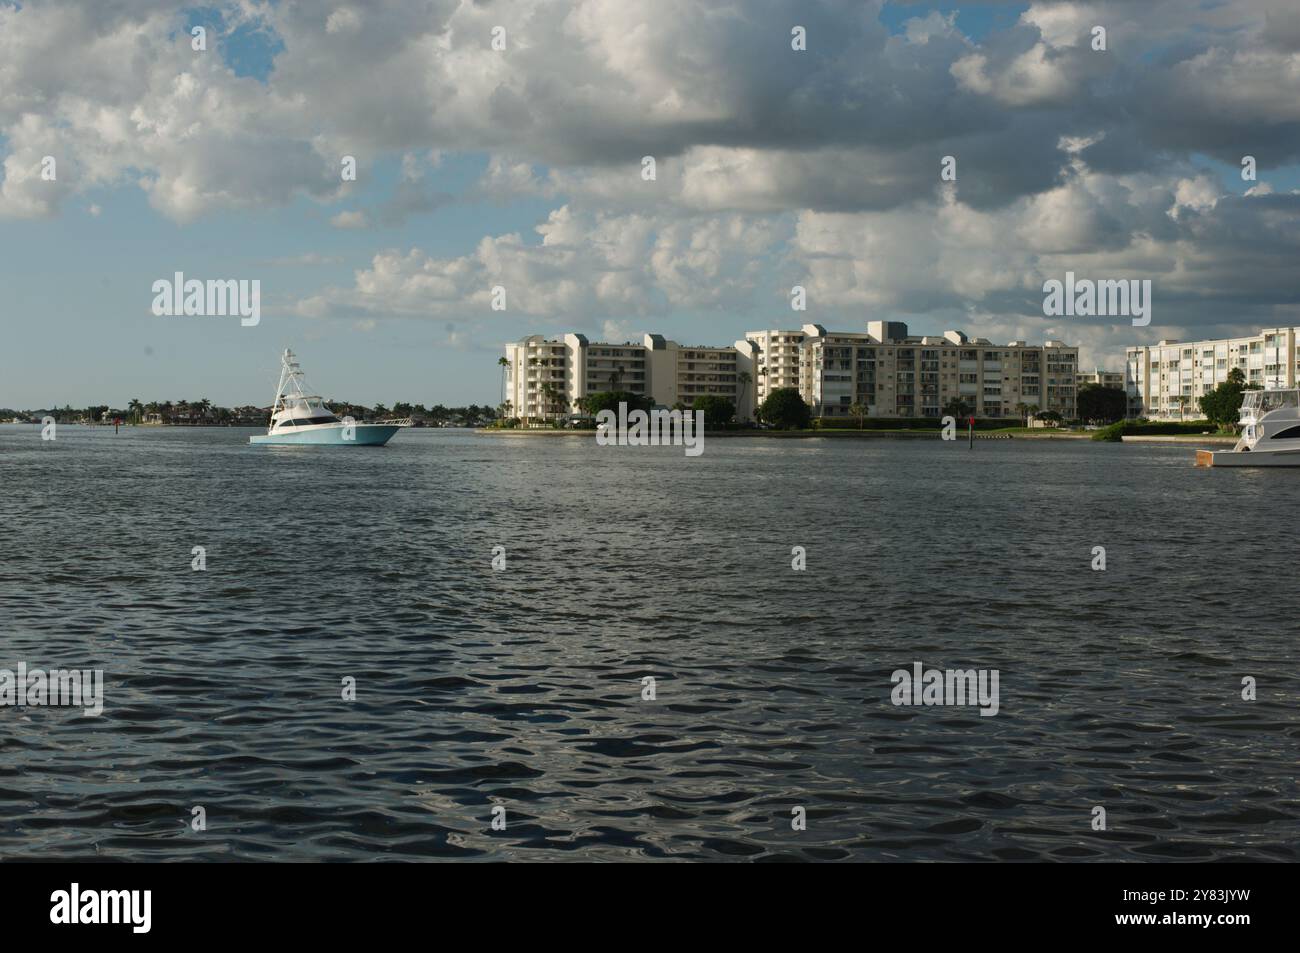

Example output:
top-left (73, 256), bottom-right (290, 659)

top-left (249, 349), bottom-right (410, 446)
top-left (1197, 389), bottom-right (1300, 466)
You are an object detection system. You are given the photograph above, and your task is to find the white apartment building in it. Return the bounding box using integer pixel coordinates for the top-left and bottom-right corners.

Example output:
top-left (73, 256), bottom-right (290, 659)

top-left (1078, 369), bottom-right (1124, 389)
top-left (1125, 327), bottom-right (1300, 419)
top-left (746, 321), bottom-right (1078, 419)
top-left (505, 321), bottom-right (1079, 423)
top-left (503, 333), bottom-right (755, 423)
top-left (744, 328), bottom-right (807, 403)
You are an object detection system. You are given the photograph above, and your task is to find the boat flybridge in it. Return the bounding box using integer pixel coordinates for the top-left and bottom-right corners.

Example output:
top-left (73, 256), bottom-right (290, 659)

top-left (1197, 388), bottom-right (1300, 467)
top-left (249, 349), bottom-right (410, 446)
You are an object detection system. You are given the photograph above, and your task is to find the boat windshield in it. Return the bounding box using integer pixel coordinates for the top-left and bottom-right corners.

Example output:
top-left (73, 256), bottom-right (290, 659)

top-left (276, 415), bottom-right (340, 428)
top-left (1242, 390), bottom-right (1299, 413)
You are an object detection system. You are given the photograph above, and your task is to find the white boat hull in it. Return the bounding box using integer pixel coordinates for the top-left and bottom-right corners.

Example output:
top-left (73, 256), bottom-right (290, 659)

top-left (1196, 390), bottom-right (1300, 466)
top-left (1196, 448), bottom-right (1300, 467)
top-left (250, 349), bottom-right (409, 446)
top-left (250, 423), bottom-right (401, 446)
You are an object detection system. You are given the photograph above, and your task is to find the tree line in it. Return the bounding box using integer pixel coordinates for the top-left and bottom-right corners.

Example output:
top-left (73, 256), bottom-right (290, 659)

top-left (3, 400), bottom-right (501, 426)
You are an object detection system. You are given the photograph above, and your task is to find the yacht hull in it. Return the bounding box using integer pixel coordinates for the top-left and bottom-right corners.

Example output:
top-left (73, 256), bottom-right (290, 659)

top-left (1202, 389), bottom-right (1300, 466)
top-left (1196, 448), bottom-right (1300, 467)
top-left (250, 424), bottom-right (401, 446)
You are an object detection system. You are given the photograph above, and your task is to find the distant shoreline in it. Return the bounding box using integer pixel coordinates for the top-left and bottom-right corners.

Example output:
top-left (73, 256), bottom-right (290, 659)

top-left (475, 428), bottom-right (1239, 444)
top-left (0, 421), bottom-right (262, 429)
top-left (1, 422), bottom-right (1237, 444)
top-left (478, 428), bottom-right (1087, 440)
top-left (0, 422), bottom-right (480, 430)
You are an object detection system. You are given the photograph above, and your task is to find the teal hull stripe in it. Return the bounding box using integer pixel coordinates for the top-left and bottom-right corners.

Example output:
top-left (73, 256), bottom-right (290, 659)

top-left (249, 425), bottom-right (400, 446)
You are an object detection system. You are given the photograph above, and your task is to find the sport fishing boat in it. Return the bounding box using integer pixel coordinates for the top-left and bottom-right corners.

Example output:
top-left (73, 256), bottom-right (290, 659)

top-left (1196, 389), bottom-right (1300, 467)
top-left (249, 349), bottom-right (410, 446)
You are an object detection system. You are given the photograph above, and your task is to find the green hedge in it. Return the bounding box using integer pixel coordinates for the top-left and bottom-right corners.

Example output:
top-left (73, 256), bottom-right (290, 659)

top-left (1092, 419), bottom-right (1216, 441)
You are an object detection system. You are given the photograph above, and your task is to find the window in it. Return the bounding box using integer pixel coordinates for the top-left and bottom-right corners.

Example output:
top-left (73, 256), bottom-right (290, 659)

top-left (281, 415), bottom-right (340, 427)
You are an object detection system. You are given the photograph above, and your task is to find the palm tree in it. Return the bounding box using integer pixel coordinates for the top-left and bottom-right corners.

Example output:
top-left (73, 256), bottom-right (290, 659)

top-left (609, 364), bottom-right (625, 391)
top-left (497, 356), bottom-right (509, 407)
top-left (127, 398), bottom-right (143, 424)
top-left (1014, 402), bottom-right (1028, 426)
top-left (523, 358), bottom-right (540, 425)
top-left (539, 383), bottom-right (565, 424)
top-left (848, 402), bottom-right (867, 429)
top-left (737, 370), bottom-right (753, 421)
top-left (942, 397), bottom-right (971, 419)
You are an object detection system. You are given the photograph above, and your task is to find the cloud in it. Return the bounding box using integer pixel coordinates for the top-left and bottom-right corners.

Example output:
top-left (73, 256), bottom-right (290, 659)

top-left (601, 319), bottom-right (637, 342)
top-left (330, 210), bottom-right (368, 229)
top-left (1022, 2), bottom-right (1097, 50)
top-left (7, 0), bottom-right (1300, 218)
top-left (6, 0), bottom-right (1300, 368)
top-left (293, 204), bottom-right (785, 322)
top-left (903, 11), bottom-right (958, 46)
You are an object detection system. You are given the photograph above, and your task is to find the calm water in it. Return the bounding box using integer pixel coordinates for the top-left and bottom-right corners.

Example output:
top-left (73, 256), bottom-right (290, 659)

top-left (1, 424), bottom-right (1296, 862)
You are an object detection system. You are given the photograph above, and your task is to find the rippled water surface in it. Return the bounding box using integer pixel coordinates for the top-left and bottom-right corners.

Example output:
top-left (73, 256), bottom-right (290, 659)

top-left (1, 425), bottom-right (1296, 862)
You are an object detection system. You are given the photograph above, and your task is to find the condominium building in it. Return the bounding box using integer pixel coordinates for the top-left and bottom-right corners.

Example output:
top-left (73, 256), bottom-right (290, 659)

top-left (745, 322), bottom-right (1078, 419)
top-left (504, 321), bottom-right (1079, 423)
top-left (1125, 327), bottom-right (1300, 419)
top-left (503, 335), bottom-right (572, 422)
top-left (744, 329), bottom-right (807, 403)
top-left (1077, 369), bottom-right (1124, 389)
top-left (503, 333), bottom-right (755, 423)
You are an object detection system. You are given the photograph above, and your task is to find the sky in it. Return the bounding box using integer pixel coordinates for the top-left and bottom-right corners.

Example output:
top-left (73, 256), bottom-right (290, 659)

top-left (3, 0), bottom-right (1300, 409)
